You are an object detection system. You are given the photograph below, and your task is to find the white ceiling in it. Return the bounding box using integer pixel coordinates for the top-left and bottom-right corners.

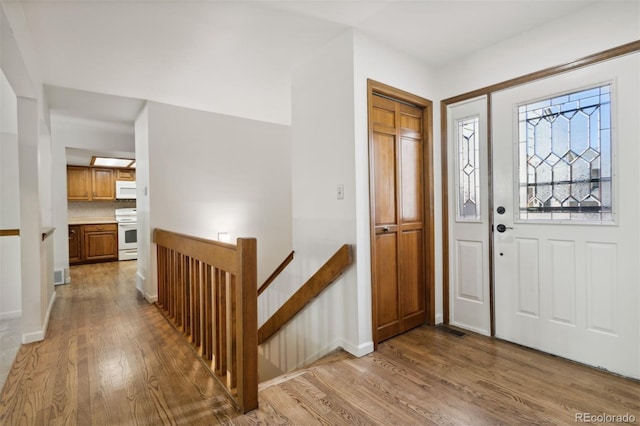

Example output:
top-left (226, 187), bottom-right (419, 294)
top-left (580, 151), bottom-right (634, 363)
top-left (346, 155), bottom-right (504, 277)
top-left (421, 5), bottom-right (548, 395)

top-left (65, 147), bottom-right (136, 167)
top-left (45, 85), bottom-right (145, 125)
top-left (25, 0), bottom-right (599, 126)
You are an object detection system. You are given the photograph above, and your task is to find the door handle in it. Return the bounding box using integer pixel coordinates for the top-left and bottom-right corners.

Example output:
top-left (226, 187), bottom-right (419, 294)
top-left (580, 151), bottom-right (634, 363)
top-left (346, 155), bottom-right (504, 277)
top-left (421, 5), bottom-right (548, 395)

top-left (496, 224), bottom-right (514, 233)
top-left (382, 226), bottom-right (389, 232)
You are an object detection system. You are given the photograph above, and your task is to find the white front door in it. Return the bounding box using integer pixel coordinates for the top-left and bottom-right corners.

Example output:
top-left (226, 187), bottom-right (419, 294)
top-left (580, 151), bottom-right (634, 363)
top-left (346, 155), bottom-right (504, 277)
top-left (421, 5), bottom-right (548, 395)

top-left (492, 53), bottom-right (639, 378)
top-left (447, 96), bottom-right (491, 335)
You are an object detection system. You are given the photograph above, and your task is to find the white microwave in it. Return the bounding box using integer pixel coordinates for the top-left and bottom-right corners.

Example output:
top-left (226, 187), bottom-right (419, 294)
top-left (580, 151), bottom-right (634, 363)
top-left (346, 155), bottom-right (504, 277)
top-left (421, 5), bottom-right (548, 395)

top-left (115, 180), bottom-right (137, 199)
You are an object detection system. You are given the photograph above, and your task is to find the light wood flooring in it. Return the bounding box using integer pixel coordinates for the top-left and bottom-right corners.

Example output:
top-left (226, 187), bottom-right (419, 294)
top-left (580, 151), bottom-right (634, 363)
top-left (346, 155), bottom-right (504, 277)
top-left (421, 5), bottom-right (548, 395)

top-left (1, 260), bottom-right (638, 425)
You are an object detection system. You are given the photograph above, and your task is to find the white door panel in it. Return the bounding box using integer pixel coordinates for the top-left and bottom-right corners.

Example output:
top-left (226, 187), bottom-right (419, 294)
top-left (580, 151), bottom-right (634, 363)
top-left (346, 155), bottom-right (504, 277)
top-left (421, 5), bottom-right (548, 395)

top-left (447, 97), bottom-right (491, 335)
top-left (492, 54), bottom-right (639, 378)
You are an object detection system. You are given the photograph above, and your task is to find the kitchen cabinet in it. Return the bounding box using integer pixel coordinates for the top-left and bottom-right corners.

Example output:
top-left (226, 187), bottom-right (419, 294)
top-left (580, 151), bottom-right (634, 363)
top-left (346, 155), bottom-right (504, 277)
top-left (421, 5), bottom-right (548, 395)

top-left (116, 169), bottom-right (136, 181)
top-left (66, 166), bottom-right (118, 201)
top-left (67, 166), bottom-right (91, 201)
top-left (68, 225), bottom-right (83, 263)
top-left (69, 223), bottom-right (118, 264)
top-left (91, 168), bottom-right (115, 200)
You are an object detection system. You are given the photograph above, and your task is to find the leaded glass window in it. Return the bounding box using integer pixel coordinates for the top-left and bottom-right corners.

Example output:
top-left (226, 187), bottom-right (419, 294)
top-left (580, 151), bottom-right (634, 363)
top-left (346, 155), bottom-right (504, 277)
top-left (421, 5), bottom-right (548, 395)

top-left (518, 85), bottom-right (612, 222)
top-left (457, 117), bottom-right (481, 221)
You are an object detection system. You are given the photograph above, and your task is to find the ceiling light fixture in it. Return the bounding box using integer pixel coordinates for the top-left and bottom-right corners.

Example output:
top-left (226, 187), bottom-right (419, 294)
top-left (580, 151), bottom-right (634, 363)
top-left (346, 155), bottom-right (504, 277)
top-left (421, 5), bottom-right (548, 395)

top-left (91, 156), bottom-right (136, 168)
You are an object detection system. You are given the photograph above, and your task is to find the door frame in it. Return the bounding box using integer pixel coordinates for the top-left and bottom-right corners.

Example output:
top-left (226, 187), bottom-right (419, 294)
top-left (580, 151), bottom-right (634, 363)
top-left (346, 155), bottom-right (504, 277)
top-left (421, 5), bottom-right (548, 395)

top-left (367, 79), bottom-right (435, 347)
top-left (440, 40), bottom-right (640, 333)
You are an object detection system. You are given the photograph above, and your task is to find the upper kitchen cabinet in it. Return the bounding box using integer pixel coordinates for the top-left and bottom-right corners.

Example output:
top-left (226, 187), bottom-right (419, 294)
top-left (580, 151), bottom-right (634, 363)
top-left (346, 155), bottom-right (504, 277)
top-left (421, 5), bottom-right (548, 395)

top-left (67, 166), bottom-right (91, 201)
top-left (91, 168), bottom-right (115, 200)
top-left (67, 166), bottom-right (117, 201)
top-left (115, 168), bottom-right (136, 181)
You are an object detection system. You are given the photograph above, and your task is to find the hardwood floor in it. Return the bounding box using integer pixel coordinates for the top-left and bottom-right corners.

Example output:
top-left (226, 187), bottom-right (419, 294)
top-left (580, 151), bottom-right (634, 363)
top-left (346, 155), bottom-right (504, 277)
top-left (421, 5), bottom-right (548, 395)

top-left (1, 260), bottom-right (638, 425)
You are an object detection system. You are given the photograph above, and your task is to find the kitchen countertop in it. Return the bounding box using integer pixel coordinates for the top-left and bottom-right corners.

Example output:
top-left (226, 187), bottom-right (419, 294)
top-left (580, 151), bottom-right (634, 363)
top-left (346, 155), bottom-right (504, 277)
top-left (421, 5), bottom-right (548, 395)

top-left (68, 217), bottom-right (117, 225)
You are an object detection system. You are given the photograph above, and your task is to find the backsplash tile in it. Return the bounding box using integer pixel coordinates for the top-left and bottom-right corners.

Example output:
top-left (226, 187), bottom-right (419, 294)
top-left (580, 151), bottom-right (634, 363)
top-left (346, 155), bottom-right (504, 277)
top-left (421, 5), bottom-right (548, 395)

top-left (68, 201), bottom-right (136, 219)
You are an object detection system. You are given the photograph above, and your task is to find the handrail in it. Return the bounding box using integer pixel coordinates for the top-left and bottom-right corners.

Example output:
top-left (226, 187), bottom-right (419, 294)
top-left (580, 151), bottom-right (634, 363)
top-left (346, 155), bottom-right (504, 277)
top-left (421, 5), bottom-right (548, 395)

top-left (153, 228), bottom-right (258, 413)
top-left (258, 245), bottom-right (352, 345)
top-left (257, 250), bottom-right (295, 296)
top-left (42, 227), bottom-right (55, 241)
top-left (0, 229), bottom-right (20, 237)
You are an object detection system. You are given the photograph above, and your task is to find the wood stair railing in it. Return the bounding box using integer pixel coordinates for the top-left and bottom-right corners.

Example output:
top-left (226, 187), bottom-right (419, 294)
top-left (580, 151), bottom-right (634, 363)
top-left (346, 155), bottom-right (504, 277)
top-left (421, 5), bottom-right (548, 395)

top-left (258, 250), bottom-right (294, 296)
top-left (153, 229), bottom-right (258, 413)
top-left (258, 245), bottom-right (352, 345)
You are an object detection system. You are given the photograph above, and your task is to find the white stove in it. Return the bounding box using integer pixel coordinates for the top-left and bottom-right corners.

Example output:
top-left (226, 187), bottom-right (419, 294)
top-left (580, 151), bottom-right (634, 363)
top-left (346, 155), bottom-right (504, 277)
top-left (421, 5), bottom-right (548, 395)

top-left (115, 208), bottom-right (137, 261)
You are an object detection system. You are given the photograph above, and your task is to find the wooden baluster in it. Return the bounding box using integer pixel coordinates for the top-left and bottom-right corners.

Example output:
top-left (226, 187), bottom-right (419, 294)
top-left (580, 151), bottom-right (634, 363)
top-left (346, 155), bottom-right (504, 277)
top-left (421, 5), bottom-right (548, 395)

top-left (215, 268), bottom-right (227, 376)
top-left (157, 246), bottom-right (164, 308)
top-left (227, 272), bottom-right (237, 391)
top-left (160, 247), bottom-right (166, 309)
top-left (163, 247), bottom-right (168, 309)
top-left (172, 250), bottom-right (178, 320)
top-left (188, 256), bottom-right (192, 337)
top-left (195, 259), bottom-right (202, 350)
top-left (202, 264), bottom-right (213, 360)
top-left (183, 256), bottom-right (188, 336)
top-left (170, 249), bottom-right (176, 319)
top-left (211, 267), bottom-right (219, 372)
top-left (177, 253), bottom-right (184, 330)
top-left (186, 257), bottom-right (193, 341)
top-left (191, 257), bottom-right (198, 346)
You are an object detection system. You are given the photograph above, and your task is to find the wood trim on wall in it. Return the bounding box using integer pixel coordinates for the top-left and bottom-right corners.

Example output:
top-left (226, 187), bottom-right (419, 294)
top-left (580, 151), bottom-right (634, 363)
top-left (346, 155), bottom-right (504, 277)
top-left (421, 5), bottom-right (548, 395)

top-left (440, 40), bottom-right (640, 331)
top-left (367, 79), bottom-right (436, 345)
top-left (442, 40), bottom-right (640, 105)
top-left (0, 229), bottom-right (20, 237)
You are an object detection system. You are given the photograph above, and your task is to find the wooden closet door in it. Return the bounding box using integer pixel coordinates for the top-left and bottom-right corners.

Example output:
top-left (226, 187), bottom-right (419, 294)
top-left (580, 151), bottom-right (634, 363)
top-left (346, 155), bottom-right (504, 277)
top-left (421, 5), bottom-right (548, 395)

top-left (370, 94), bottom-right (426, 343)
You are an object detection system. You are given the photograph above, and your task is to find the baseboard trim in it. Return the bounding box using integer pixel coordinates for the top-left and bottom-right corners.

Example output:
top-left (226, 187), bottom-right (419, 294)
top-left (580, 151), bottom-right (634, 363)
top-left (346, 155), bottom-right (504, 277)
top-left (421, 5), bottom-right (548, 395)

top-left (0, 310), bottom-right (22, 320)
top-left (22, 330), bottom-right (44, 344)
top-left (144, 292), bottom-right (158, 303)
top-left (136, 271), bottom-right (144, 293)
top-left (44, 290), bottom-right (56, 334)
top-left (339, 339), bottom-right (374, 358)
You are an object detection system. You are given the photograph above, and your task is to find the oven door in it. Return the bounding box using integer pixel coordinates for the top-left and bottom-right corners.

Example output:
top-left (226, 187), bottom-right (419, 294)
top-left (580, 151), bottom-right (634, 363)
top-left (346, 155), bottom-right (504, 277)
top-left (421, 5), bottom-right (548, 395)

top-left (118, 222), bottom-right (138, 260)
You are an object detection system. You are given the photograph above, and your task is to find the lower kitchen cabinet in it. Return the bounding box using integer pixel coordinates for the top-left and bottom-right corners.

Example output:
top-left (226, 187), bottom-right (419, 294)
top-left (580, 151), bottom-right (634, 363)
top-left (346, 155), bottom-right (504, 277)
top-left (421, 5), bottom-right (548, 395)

top-left (68, 225), bottom-right (83, 263)
top-left (69, 223), bottom-right (118, 264)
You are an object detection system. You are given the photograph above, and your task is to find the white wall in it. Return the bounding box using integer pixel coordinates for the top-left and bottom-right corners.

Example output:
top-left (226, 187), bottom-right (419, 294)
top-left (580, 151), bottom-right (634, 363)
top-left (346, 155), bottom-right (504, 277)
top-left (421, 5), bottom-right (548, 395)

top-left (259, 31), bottom-right (358, 373)
top-left (0, 68), bottom-right (21, 319)
top-left (259, 30), bottom-right (442, 374)
top-left (1, 2), bottom-right (55, 343)
top-left (38, 125), bottom-right (52, 227)
top-left (50, 115), bottom-right (135, 280)
top-left (142, 101), bottom-right (292, 301)
top-left (437, 1), bottom-right (640, 100)
top-left (134, 104), bottom-right (149, 295)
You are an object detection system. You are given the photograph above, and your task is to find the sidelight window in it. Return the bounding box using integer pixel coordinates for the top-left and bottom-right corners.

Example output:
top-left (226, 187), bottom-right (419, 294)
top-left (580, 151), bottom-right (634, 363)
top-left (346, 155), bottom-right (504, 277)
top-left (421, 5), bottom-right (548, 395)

top-left (457, 117), bottom-right (481, 221)
top-left (518, 84), bottom-right (612, 222)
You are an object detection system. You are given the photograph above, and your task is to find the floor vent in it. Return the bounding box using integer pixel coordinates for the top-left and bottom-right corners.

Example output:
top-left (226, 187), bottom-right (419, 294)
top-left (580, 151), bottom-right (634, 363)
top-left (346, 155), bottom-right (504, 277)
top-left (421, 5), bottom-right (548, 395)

top-left (435, 325), bottom-right (467, 338)
top-left (54, 269), bottom-right (65, 285)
